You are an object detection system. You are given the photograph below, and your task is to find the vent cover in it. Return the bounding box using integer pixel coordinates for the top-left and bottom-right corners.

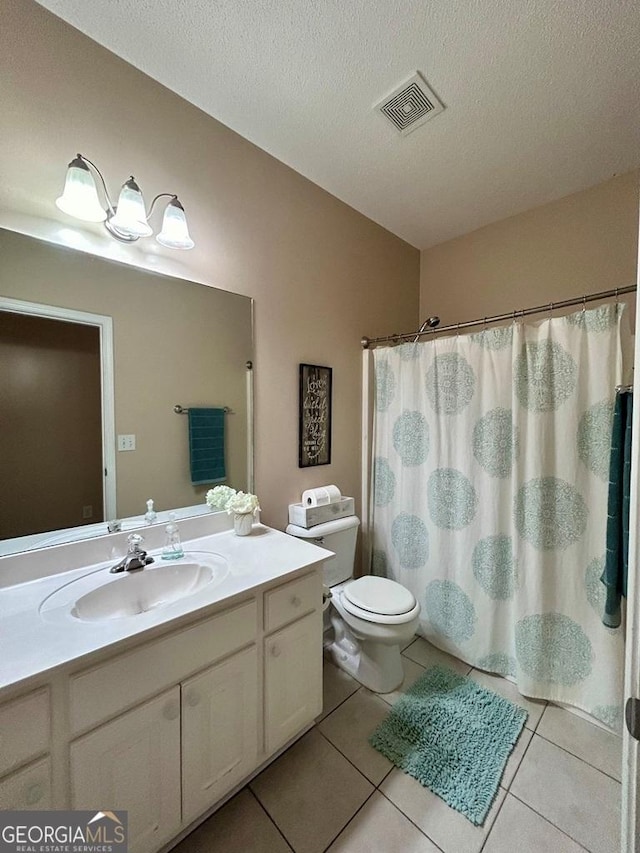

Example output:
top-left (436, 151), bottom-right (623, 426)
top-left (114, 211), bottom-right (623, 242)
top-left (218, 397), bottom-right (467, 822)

top-left (376, 72), bottom-right (444, 136)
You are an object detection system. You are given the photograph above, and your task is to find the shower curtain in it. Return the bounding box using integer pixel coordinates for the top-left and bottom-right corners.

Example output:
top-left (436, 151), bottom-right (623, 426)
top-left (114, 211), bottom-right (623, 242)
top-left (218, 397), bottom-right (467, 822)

top-left (371, 304), bottom-right (631, 729)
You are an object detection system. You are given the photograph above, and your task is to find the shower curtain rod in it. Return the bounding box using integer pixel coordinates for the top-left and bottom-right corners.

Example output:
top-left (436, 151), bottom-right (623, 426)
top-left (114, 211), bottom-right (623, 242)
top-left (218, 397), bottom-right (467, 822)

top-left (360, 284), bottom-right (637, 349)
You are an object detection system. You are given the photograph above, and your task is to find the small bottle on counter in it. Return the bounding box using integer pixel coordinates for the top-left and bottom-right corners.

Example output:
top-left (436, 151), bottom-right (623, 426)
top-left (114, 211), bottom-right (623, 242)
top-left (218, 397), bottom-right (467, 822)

top-left (161, 513), bottom-right (184, 560)
top-left (144, 498), bottom-right (157, 525)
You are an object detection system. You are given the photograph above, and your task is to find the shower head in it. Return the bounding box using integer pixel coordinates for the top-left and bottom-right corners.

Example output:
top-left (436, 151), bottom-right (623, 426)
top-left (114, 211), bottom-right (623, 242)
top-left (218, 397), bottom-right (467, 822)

top-left (413, 316), bottom-right (440, 342)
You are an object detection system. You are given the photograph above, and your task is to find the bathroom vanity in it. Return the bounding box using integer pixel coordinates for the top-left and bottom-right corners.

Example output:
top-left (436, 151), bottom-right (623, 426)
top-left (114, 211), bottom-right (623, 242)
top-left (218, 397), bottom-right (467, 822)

top-left (0, 515), bottom-right (331, 853)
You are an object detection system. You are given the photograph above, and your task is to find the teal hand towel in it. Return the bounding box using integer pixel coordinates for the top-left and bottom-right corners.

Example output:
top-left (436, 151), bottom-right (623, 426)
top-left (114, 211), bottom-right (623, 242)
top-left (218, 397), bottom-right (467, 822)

top-left (188, 407), bottom-right (226, 485)
top-left (601, 390), bottom-right (633, 628)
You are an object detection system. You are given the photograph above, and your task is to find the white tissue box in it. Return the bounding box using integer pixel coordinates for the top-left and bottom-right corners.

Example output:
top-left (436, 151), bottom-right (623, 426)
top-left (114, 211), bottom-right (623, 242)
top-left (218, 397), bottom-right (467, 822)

top-left (288, 497), bottom-right (355, 528)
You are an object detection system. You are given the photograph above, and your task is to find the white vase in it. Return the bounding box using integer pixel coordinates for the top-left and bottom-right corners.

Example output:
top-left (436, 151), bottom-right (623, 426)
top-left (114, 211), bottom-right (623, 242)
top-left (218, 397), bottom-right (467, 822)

top-left (233, 512), bottom-right (253, 536)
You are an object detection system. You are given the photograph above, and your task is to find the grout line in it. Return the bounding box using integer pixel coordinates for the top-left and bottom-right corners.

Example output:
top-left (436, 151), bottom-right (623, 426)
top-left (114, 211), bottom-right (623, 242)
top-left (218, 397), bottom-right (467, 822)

top-left (320, 787), bottom-right (379, 853)
top-left (499, 727), bottom-right (535, 793)
top-left (317, 673), bottom-right (362, 723)
top-left (315, 724), bottom-right (384, 788)
top-left (532, 730), bottom-right (622, 785)
top-left (375, 789), bottom-right (446, 853)
top-left (477, 788), bottom-right (510, 853)
top-left (507, 789), bottom-right (592, 852)
top-left (247, 787), bottom-right (296, 852)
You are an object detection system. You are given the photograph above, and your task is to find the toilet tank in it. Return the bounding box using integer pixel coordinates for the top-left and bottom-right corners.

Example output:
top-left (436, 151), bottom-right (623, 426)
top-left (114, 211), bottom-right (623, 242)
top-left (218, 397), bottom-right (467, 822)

top-left (286, 515), bottom-right (360, 587)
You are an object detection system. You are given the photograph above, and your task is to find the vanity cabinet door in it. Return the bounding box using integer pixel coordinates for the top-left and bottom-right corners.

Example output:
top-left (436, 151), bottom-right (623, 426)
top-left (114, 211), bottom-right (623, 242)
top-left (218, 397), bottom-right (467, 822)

top-left (70, 688), bottom-right (181, 853)
top-left (0, 757), bottom-right (51, 809)
top-left (264, 610), bottom-right (322, 755)
top-left (181, 646), bottom-right (258, 823)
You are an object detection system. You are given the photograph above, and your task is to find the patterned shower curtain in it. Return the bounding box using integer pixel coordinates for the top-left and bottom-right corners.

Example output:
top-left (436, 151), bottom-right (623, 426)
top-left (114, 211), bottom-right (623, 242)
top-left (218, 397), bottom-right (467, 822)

top-left (371, 304), bottom-right (632, 729)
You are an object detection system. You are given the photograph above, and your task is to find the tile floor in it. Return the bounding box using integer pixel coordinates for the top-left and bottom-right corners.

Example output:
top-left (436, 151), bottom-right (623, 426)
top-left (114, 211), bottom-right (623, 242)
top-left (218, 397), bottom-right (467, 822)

top-left (174, 637), bottom-right (622, 853)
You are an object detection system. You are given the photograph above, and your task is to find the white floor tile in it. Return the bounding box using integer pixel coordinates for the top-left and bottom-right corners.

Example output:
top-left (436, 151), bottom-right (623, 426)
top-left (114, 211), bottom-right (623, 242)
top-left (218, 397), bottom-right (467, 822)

top-left (510, 735), bottom-right (620, 853)
top-left (468, 669), bottom-right (547, 730)
top-left (173, 789), bottom-right (291, 853)
top-left (381, 768), bottom-right (507, 853)
top-left (327, 791), bottom-right (440, 853)
top-left (484, 793), bottom-right (587, 853)
top-left (250, 729), bottom-right (373, 853)
top-left (402, 637), bottom-right (473, 676)
top-left (318, 660), bottom-right (360, 721)
top-left (537, 704), bottom-right (622, 781)
top-left (318, 689), bottom-right (394, 784)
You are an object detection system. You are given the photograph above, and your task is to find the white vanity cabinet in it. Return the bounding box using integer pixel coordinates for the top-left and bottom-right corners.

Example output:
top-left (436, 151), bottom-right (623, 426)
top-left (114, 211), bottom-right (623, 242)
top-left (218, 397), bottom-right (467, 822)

top-left (181, 645), bottom-right (258, 822)
top-left (264, 572), bottom-right (323, 755)
top-left (0, 688), bottom-right (52, 809)
top-left (71, 688), bottom-right (182, 853)
top-left (0, 553), bottom-right (325, 853)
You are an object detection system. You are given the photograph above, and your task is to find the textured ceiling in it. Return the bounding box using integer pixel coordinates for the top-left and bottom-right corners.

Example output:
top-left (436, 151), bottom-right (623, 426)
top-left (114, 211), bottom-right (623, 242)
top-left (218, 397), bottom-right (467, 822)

top-left (35, 0), bottom-right (640, 249)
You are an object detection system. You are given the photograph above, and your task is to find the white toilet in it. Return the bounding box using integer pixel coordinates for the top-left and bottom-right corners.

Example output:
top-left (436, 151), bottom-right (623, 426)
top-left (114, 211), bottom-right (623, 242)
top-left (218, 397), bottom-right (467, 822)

top-left (286, 515), bottom-right (420, 693)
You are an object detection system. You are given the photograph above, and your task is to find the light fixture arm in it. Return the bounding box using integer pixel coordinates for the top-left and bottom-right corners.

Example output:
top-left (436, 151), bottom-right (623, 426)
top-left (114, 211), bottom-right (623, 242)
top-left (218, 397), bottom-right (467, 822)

top-left (76, 153), bottom-right (116, 214)
top-left (146, 192), bottom-right (178, 221)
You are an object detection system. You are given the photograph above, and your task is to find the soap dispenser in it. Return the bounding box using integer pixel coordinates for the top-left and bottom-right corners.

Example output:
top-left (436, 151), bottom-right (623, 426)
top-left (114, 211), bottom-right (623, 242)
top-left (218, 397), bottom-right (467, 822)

top-left (144, 498), bottom-right (157, 525)
top-left (161, 513), bottom-right (184, 560)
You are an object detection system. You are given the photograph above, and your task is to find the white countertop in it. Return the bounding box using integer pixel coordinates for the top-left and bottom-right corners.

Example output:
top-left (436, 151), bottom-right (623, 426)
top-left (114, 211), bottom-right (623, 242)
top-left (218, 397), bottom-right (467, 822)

top-left (0, 523), bottom-right (332, 693)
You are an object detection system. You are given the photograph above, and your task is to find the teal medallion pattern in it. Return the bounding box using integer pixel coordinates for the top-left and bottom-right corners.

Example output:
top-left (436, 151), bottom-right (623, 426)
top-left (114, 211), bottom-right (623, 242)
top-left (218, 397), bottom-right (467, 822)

top-left (565, 304), bottom-right (618, 333)
top-left (514, 477), bottom-right (587, 550)
top-left (471, 326), bottom-right (513, 351)
top-left (375, 359), bottom-right (396, 411)
top-left (393, 411), bottom-right (429, 466)
top-left (371, 549), bottom-right (390, 578)
top-left (397, 342), bottom-right (421, 361)
top-left (585, 555), bottom-right (606, 615)
top-left (425, 353), bottom-right (476, 415)
top-left (391, 513), bottom-right (429, 569)
top-left (578, 400), bottom-right (614, 481)
top-left (515, 613), bottom-right (593, 685)
top-left (472, 408), bottom-right (519, 478)
top-left (592, 704), bottom-right (623, 732)
top-left (514, 340), bottom-right (577, 411)
top-left (476, 653), bottom-right (517, 678)
top-left (428, 468), bottom-right (478, 530)
top-left (425, 580), bottom-right (476, 643)
top-left (374, 457), bottom-right (396, 506)
top-left (472, 535), bottom-right (517, 600)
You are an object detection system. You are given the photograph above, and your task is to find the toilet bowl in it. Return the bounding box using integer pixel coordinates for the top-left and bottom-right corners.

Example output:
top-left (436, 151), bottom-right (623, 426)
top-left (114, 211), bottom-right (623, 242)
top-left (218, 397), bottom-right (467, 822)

top-left (286, 516), bottom-right (420, 693)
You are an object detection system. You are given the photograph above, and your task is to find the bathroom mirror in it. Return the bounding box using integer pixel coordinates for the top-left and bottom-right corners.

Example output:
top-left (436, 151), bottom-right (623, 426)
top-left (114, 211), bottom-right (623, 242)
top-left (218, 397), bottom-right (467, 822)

top-left (0, 227), bottom-right (253, 556)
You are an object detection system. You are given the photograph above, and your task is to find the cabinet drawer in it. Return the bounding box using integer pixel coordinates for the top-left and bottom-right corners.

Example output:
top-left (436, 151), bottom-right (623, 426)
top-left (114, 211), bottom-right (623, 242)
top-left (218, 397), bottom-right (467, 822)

top-left (0, 689), bottom-right (50, 776)
top-left (264, 571), bottom-right (320, 634)
top-left (70, 598), bottom-right (257, 734)
top-left (0, 757), bottom-right (51, 809)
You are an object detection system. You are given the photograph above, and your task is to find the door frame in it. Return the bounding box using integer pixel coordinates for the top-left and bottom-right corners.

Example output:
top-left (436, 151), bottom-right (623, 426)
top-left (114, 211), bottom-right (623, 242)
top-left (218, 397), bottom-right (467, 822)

top-left (0, 296), bottom-right (116, 522)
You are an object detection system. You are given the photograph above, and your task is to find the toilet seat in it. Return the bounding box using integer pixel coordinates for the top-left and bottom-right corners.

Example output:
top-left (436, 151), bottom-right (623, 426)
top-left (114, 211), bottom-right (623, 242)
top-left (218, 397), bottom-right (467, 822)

top-left (340, 577), bottom-right (419, 625)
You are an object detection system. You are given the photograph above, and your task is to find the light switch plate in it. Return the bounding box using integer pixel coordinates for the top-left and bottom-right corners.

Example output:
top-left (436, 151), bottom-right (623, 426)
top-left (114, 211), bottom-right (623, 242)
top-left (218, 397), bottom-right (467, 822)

top-left (117, 434), bottom-right (136, 451)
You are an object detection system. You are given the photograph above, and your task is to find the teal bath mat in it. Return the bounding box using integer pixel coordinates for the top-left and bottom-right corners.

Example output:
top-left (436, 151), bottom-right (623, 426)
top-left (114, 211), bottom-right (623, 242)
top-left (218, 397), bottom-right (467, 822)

top-left (369, 664), bottom-right (527, 825)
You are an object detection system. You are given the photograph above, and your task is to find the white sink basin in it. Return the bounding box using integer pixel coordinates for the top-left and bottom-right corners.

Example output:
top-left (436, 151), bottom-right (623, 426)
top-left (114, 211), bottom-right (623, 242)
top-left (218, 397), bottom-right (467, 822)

top-left (39, 552), bottom-right (229, 623)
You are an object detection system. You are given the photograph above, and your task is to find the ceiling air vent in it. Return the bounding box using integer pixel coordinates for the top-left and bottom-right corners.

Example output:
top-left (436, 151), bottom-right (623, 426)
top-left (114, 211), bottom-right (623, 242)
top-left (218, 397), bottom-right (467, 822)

top-left (376, 72), bottom-right (444, 136)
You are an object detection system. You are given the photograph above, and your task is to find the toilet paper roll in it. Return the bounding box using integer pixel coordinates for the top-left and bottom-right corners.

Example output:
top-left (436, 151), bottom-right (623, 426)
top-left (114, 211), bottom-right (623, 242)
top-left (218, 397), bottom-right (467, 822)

top-left (302, 485), bottom-right (342, 507)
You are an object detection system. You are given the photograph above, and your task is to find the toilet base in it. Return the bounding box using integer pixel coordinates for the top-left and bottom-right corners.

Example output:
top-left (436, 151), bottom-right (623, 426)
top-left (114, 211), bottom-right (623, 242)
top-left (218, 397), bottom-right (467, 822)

top-left (328, 626), bottom-right (404, 694)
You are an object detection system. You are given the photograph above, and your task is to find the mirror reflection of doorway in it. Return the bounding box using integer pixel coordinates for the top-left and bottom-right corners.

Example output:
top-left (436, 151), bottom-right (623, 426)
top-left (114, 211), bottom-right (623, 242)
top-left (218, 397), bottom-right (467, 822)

top-left (0, 310), bottom-right (103, 538)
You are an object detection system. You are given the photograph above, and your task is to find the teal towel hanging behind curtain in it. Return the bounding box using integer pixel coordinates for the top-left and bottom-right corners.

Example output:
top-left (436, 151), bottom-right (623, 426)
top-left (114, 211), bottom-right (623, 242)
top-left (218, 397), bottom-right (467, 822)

top-left (188, 407), bottom-right (226, 485)
top-left (601, 390), bottom-right (633, 628)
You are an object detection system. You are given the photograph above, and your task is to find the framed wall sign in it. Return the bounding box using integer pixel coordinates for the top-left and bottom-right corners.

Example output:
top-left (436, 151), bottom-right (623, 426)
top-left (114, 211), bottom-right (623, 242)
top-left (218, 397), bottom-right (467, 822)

top-left (299, 363), bottom-right (332, 467)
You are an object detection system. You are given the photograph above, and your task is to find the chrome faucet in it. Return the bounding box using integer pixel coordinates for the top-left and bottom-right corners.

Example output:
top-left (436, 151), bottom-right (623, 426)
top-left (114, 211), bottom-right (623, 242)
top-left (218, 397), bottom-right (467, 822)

top-left (110, 534), bottom-right (155, 574)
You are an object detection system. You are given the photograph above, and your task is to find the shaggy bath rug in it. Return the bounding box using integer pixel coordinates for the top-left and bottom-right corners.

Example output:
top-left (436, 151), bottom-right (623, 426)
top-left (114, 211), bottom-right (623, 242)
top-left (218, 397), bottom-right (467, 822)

top-left (369, 664), bottom-right (528, 825)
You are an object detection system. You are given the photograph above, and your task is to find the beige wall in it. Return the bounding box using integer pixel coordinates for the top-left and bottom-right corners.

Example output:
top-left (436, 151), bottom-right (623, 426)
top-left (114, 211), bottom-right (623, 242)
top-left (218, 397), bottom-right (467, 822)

top-left (420, 171), bottom-right (639, 325)
top-left (0, 0), bottom-right (420, 530)
top-left (0, 229), bottom-right (252, 521)
top-left (0, 311), bottom-right (102, 537)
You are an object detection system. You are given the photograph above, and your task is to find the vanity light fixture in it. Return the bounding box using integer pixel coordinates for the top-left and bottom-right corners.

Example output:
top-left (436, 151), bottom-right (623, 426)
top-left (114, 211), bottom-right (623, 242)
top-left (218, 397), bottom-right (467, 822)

top-left (55, 154), bottom-right (195, 250)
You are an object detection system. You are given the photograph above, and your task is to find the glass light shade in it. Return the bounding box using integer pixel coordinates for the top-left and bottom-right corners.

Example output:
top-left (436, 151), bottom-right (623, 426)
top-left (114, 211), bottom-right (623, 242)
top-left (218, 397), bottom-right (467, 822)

top-left (108, 177), bottom-right (152, 237)
top-left (55, 157), bottom-right (106, 223)
top-left (156, 198), bottom-right (195, 250)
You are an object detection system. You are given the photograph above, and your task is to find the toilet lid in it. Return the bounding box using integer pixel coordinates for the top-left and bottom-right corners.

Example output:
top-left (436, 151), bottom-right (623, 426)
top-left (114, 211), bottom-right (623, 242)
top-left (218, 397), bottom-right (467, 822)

top-left (343, 576), bottom-right (416, 616)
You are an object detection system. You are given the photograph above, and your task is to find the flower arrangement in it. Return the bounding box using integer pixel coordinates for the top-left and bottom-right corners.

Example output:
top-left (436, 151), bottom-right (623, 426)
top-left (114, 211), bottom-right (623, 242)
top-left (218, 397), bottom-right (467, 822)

top-left (205, 486), bottom-right (260, 516)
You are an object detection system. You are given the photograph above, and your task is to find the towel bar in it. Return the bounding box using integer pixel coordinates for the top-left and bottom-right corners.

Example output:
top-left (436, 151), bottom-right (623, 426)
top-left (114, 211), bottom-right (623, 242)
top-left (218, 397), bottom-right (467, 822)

top-left (174, 404), bottom-right (232, 414)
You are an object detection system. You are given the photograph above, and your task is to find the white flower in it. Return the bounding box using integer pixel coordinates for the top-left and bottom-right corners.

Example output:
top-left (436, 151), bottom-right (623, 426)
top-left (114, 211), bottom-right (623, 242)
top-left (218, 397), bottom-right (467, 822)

top-left (205, 485), bottom-right (237, 510)
top-left (226, 491), bottom-right (260, 515)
